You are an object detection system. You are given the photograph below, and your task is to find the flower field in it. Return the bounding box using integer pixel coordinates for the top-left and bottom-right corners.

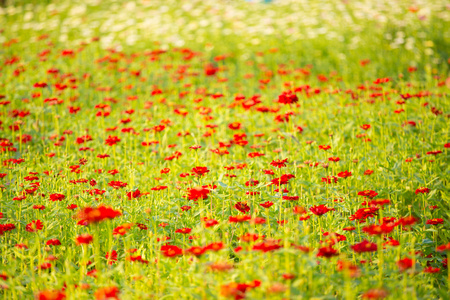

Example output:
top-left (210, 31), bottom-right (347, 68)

top-left (0, 0), bottom-right (449, 299)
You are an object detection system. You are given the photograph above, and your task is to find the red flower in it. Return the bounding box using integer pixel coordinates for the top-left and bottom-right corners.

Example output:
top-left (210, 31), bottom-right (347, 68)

top-left (262, 169), bottom-right (274, 175)
top-left (181, 205), bottom-right (191, 211)
top-left (36, 289), bottom-right (66, 300)
top-left (383, 238), bottom-right (400, 247)
top-left (426, 150), bottom-right (442, 156)
top-left (309, 205), bottom-right (333, 216)
top-left (228, 122), bottom-right (242, 130)
top-left (270, 174), bottom-right (295, 186)
top-left (186, 186), bottom-right (211, 201)
top-left (351, 240), bottom-right (377, 253)
top-left (437, 242), bottom-right (450, 252)
top-left (160, 245), bottom-right (183, 257)
top-left (318, 145), bottom-right (331, 151)
top-left (373, 77), bottom-right (390, 84)
top-left (270, 158), bottom-right (288, 168)
top-left (362, 224), bottom-right (394, 235)
top-left (34, 82), bottom-right (48, 88)
top-left (426, 218), bottom-right (444, 225)
top-left (337, 260), bottom-right (361, 278)
top-left (15, 243), bottom-right (27, 249)
top-left (105, 250), bottom-right (118, 265)
top-left (317, 246), bottom-right (339, 258)
top-left (415, 187), bottom-right (430, 194)
top-left (175, 228), bottom-right (192, 234)
top-left (203, 218), bottom-right (219, 228)
top-left (349, 207), bottom-right (379, 221)
top-left (205, 242), bottom-right (225, 252)
top-left (252, 240), bottom-right (282, 252)
top-left (337, 170), bottom-right (352, 178)
top-left (239, 233), bottom-right (263, 243)
top-left (67, 204), bottom-right (78, 210)
top-left (397, 216), bottom-right (419, 227)
top-left (245, 179), bottom-right (259, 187)
top-left (358, 190), bottom-right (378, 199)
top-left (113, 223), bottom-right (133, 236)
top-left (160, 168), bottom-right (170, 174)
top-left (322, 176), bottom-right (338, 184)
top-left (229, 215), bottom-right (251, 223)
top-left (75, 233), bottom-right (93, 245)
top-left (94, 286), bottom-right (120, 300)
top-left (204, 63), bottom-right (218, 76)
top-left (49, 193), bottom-right (65, 201)
top-left (39, 262), bottom-right (52, 270)
top-left (127, 189), bottom-right (142, 200)
top-left (187, 246), bottom-right (206, 257)
top-left (76, 205), bottom-right (122, 225)
top-left (105, 136), bottom-right (121, 146)
top-left (361, 288), bottom-right (389, 299)
top-left (260, 201), bottom-right (274, 208)
top-left (360, 124), bottom-right (371, 130)
top-left (234, 202), bottom-right (250, 213)
top-left (364, 199), bottom-right (390, 207)
top-left (364, 170), bottom-right (374, 175)
top-left (278, 91), bottom-right (298, 105)
top-left (209, 262), bottom-right (234, 272)
top-left (46, 239), bottom-right (61, 246)
top-left (220, 280), bottom-right (260, 300)
top-left (423, 267), bottom-right (440, 273)
top-left (108, 181), bottom-right (127, 189)
top-left (251, 217), bottom-right (266, 225)
top-left (248, 152), bottom-right (265, 158)
top-left (191, 166), bottom-right (210, 177)
top-left (26, 220), bottom-right (43, 232)
top-left (397, 257), bottom-right (414, 272)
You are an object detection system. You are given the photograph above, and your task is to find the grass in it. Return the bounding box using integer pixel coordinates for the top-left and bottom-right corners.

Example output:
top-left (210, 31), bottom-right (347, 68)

top-left (0, 0), bottom-right (449, 299)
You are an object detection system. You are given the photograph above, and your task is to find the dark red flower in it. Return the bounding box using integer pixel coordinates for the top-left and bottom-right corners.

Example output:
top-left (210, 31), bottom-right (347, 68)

top-left (46, 239), bottom-right (61, 246)
top-left (317, 246), bottom-right (339, 258)
top-left (234, 202), bottom-right (250, 213)
top-left (415, 187), bottom-right (430, 194)
top-left (351, 240), bottom-right (377, 253)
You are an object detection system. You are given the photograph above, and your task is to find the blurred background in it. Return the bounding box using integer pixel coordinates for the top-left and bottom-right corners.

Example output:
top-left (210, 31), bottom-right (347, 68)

top-left (0, 0), bottom-right (449, 81)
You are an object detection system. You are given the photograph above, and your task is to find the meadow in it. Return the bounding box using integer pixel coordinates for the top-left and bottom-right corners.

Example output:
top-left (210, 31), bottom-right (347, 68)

top-left (0, 0), bottom-right (449, 299)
